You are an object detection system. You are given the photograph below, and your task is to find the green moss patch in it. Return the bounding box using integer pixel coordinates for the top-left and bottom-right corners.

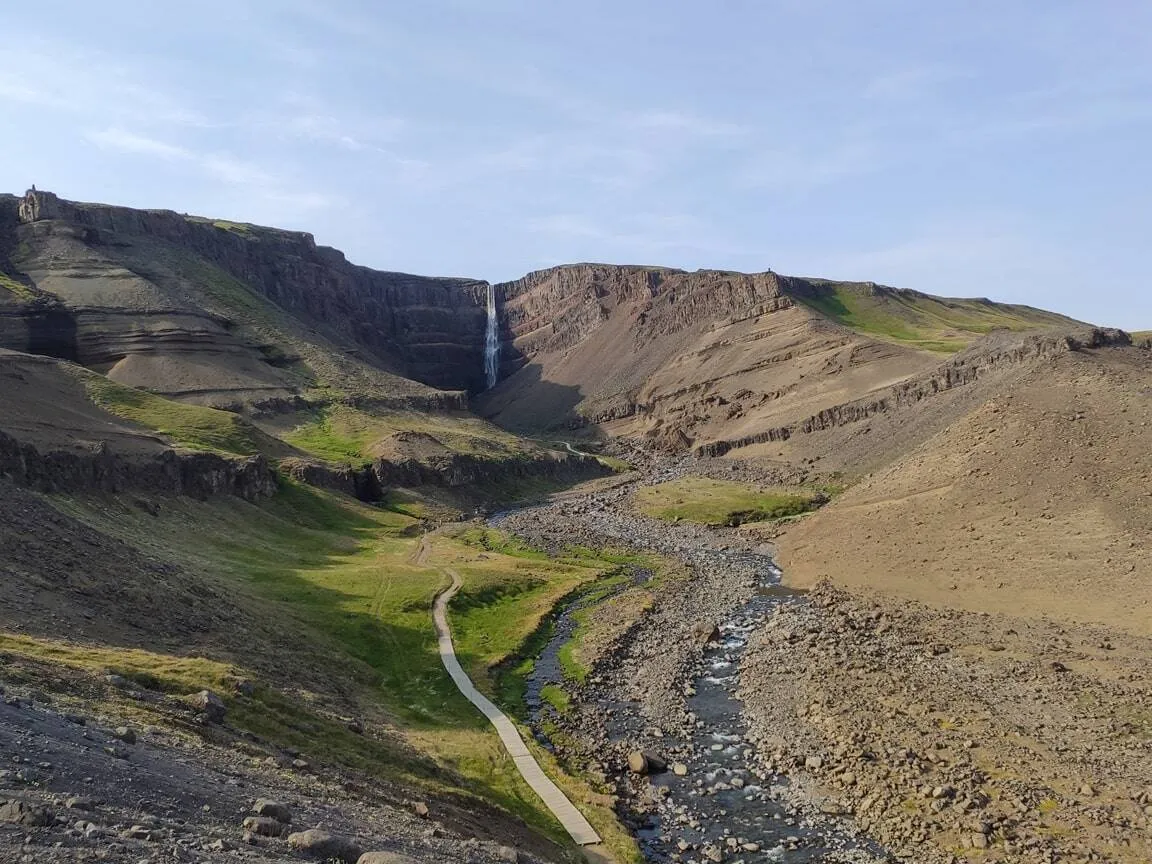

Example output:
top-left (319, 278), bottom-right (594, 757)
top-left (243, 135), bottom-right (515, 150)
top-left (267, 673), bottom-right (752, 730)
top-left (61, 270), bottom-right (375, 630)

top-left (634, 476), bottom-right (823, 526)
top-left (793, 282), bottom-right (1079, 353)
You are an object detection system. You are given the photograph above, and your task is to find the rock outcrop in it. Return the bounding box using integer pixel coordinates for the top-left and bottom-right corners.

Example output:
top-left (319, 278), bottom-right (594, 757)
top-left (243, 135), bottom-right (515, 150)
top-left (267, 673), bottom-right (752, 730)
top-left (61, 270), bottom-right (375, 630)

top-left (695, 328), bottom-right (1132, 457)
top-left (8, 189), bottom-right (494, 394)
top-left (0, 428), bottom-right (278, 499)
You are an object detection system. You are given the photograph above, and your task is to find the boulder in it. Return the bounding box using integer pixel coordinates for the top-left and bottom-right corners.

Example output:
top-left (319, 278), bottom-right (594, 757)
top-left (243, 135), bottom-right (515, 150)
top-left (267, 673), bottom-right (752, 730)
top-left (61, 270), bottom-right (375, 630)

top-left (627, 751), bottom-right (668, 775)
top-left (242, 815), bottom-right (286, 837)
top-left (358, 854), bottom-right (418, 864)
top-left (287, 828), bottom-right (363, 863)
top-left (0, 800), bottom-right (52, 826)
top-left (691, 621), bottom-right (722, 645)
top-left (252, 799), bottom-right (292, 823)
top-left (190, 690), bottom-right (226, 723)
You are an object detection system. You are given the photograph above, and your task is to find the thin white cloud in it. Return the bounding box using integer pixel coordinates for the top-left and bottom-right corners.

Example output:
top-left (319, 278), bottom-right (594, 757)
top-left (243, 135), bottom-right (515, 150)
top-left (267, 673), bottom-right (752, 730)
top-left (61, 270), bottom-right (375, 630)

top-left (86, 128), bottom-right (191, 160)
top-left (85, 127), bottom-right (333, 211)
top-left (628, 110), bottom-right (746, 137)
top-left (0, 42), bottom-right (210, 128)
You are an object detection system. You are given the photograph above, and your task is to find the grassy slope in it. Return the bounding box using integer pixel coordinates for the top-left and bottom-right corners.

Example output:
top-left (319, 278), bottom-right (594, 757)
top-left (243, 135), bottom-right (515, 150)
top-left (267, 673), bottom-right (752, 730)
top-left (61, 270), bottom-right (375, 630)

top-left (792, 281), bottom-right (1080, 353)
top-left (281, 404), bottom-right (529, 465)
top-left (0, 270), bottom-right (36, 300)
top-left (80, 374), bottom-right (272, 456)
top-left (4, 483), bottom-right (639, 857)
top-left (633, 476), bottom-right (821, 526)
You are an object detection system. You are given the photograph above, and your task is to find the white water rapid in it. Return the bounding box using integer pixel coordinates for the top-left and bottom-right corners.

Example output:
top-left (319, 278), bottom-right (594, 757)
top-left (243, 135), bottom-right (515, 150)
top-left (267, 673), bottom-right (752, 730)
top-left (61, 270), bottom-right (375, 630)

top-left (484, 283), bottom-right (500, 390)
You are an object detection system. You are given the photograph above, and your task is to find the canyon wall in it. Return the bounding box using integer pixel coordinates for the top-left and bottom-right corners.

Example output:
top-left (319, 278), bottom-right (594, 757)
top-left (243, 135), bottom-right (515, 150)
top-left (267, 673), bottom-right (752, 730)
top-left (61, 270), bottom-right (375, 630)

top-left (8, 190), bottom-right (493, 393)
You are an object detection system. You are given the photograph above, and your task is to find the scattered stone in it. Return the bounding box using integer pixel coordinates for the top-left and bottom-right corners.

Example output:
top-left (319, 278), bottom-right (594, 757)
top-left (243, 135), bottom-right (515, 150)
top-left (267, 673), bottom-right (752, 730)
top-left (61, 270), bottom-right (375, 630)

top-left (627, 751), bottom-right (667, 775)
top-left (113, 726), bottom-right (137, 745)
top-left (242, 816), bottom-right (286, 837)
top-left (0, 800), bottom-right (53, 826)
top-left (672, 762), bottom-right (688, 776)
top-left (692, 621), bottom-right (722, 645)
top-left (413, 801), bottom-right (429, 818)
top-left (286, 828), bottom-right (363, 863)
top-left (189, 690), bottom-right (226, 723)
top-left (357, 854), bottom-right (419, 864)
top-left (251, 799), bottom-right (292, 823)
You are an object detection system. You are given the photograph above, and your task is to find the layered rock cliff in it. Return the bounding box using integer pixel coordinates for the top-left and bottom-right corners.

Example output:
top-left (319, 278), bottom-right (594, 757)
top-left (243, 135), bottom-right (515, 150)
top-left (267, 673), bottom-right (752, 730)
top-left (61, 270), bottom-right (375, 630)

top-left (5, 190), bottom-right (493, 396)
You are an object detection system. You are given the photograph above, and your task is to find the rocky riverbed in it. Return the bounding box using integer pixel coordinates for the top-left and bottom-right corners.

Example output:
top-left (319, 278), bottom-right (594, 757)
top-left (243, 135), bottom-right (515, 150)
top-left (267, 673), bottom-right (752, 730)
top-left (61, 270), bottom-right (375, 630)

top-left (494, 479), bottom-right (887, 863)
top-left (495, 467), bottom-right (1152, 864)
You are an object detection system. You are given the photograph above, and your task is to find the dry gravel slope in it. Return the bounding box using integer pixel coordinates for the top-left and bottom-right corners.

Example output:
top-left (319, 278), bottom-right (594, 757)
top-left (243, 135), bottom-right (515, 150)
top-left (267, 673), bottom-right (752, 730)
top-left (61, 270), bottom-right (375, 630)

top-left (777, 344), bottom-right (1152, 634)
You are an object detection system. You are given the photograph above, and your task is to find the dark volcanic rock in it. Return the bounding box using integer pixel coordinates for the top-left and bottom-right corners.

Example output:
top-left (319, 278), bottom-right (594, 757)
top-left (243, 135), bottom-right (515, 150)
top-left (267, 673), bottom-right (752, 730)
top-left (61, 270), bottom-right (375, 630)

top-left (0, 428), bottom-right (277, 499)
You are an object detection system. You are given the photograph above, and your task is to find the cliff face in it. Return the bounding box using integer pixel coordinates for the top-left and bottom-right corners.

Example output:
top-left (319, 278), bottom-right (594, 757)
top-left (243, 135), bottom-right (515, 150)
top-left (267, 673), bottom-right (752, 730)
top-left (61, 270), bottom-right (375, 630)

top-left (7, 190), bottom-right (493, 394)
top-left (480, 264), bottom-right (929, 445)
top-left (0, 427), bottom-right (278, 499)
top-left (495, 264), bottom-right (793, 367)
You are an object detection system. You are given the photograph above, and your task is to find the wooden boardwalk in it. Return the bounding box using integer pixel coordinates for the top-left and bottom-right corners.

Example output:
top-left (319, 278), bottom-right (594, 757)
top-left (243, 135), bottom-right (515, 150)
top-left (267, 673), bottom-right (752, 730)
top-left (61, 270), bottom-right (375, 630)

top-left (432, 568), bottom-right (602, 847)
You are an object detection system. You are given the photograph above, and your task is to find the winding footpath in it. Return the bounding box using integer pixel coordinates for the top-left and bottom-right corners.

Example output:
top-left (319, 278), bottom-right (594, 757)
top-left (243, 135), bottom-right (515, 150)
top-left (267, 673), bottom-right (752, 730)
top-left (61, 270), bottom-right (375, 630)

top-left (426, 544), bottom-right (602, 848)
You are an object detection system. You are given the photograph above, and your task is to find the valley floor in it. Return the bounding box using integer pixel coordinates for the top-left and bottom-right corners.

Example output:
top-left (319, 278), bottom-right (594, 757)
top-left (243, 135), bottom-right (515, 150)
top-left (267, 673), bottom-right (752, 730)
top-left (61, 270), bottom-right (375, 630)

top-left (487, 464), bottom-right (1152, 864)
top-left (3, 457), bottom-right (1150, 864)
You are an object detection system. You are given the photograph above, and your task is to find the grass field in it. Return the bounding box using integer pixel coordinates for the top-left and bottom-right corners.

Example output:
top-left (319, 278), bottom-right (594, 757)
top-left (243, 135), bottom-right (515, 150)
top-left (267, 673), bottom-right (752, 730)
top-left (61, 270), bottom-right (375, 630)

top-left (14, 483), bottom-right (640, 859)
top-left (80, 374), bottom-right (274, 456)
top-left (633, 476), bottom-right (822, 526)
top-left (282, 404), bottom-right (528, 465)
top-left (793, 281), bottom-right (1078, 353)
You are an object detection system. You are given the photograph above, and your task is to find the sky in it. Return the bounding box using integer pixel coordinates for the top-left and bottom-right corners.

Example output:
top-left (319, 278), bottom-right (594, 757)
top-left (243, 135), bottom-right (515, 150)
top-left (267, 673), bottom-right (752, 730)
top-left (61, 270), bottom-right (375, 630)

top-left (2, 1), bottom-right (1150, 328)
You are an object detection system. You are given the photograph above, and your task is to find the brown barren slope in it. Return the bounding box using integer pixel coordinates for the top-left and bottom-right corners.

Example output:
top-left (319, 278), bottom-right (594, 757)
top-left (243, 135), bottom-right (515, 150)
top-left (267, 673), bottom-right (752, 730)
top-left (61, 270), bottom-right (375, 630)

top-left (482, 265), bottom-right (1079, 454)
top-left (777, 343), bottom-right (1152, 634)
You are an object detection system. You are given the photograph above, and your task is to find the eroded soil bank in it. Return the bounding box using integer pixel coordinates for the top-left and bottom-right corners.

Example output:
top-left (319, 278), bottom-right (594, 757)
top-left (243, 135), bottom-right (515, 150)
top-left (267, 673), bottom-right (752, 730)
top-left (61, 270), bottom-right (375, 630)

top-left (495, 469), bottom-right (1152, 864)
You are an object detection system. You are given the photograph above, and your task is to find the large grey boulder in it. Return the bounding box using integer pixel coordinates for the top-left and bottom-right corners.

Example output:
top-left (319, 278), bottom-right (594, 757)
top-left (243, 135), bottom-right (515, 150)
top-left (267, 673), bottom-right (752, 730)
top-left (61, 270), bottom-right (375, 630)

top-left (287, 828), bottom-right (363, 863)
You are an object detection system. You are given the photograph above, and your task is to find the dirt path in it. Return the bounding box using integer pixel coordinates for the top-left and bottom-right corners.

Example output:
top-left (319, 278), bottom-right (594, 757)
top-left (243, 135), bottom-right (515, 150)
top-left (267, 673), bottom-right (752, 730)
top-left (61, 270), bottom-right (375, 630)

top-left (428, 554), bottom-right (602, 849)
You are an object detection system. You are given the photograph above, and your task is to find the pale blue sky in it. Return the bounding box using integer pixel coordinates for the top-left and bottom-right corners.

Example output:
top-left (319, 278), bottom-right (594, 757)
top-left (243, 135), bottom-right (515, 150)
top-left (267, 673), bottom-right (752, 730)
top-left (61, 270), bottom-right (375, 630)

top-left (2, 1), bottom-right (1149, 327)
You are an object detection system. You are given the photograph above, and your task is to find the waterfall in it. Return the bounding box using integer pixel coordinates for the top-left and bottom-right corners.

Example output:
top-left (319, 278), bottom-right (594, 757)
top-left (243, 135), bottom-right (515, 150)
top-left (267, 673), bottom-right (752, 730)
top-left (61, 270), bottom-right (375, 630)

top-left (483, 283), bottom-right (500, 390)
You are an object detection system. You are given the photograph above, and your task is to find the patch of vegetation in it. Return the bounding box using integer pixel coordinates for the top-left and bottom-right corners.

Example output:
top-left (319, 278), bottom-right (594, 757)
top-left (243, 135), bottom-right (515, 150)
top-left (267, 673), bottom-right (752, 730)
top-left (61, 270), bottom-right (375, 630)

top-left (282, 408), bottom-right (367, 464)
top-left (594, 454), bottom-right (631, 472)
top-left (539, 684), bottom-right (570, 714)
top-left (48, 484), bottom-right (574, 839)
top-left (634, 476), bottom-right (823, 526)
top-left (0, 634), bottom-right (436, 785)
top-left (0, 271), bottom-right (36, 301)
top-left (458, 526), bottom-right (550, 561)
top-left (792, 281), bottom-right (1079, 353)
top-left (283, 404), bottom-right (529, 466)
top-left (80, 375), bottom-right (268, 456)
top-left (212, 220), bottom-right (256, 236)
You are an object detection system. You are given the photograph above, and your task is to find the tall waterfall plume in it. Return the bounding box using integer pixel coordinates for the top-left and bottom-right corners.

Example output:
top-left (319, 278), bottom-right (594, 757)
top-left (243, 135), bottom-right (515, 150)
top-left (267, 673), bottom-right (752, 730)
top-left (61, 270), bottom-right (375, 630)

top-left (483, 282), bottom-right (500, 390)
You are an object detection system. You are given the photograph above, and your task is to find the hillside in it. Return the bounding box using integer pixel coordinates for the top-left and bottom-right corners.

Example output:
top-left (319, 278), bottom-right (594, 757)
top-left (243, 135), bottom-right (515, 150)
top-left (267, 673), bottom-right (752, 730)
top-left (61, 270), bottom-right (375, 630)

top-left (775, 337), bottom-right (1152, 633)
top-left (478, 264), bottom-right (1081, 453)
top-left (1, 187), bottom-right (1146, 864)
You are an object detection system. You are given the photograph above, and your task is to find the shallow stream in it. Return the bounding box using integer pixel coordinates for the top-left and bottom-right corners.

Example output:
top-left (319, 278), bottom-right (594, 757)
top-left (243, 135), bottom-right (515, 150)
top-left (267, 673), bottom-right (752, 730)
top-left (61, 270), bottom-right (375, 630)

top-left (525, 554), bottom-right (882, 862)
